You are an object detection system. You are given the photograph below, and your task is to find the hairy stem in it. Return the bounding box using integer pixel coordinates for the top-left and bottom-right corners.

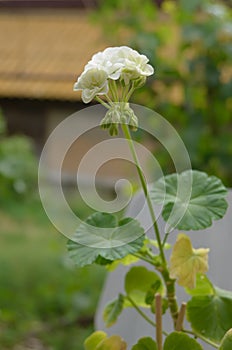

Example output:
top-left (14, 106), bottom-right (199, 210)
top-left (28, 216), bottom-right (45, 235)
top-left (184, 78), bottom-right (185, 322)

top-left (162, 268), bottom-right (179, 325)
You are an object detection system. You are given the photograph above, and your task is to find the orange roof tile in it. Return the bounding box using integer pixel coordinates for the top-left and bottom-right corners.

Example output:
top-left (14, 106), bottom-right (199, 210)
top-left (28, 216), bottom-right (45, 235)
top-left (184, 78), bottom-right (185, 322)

top-left (0, 9), bottom-right (107, 100)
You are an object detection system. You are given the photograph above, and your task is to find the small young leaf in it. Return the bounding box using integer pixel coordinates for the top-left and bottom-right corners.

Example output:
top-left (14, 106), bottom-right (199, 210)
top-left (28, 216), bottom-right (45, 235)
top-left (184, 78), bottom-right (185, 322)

top-left (145, 280), bottom-right (162, 305)
top-left (187, 288), bottom-right (232, 343)
top-left (103, 294), bottom-right (124, 327)
top-left (84, 331), bottom-right (107, 350)
top-left (125, 266), bottom-right (164, 307)
top-left (97, 335), bottom-right (127, 350)
top-left (151, 170), bottom-right (228, 230)
top-left (185, 273), bottom-right (214, 296)
top-left (219, 329), bottom-right (232, 350)
top-left (106, 254), bottom-right (139, 271)
top-left (67, 212), bottom-right (145, 267)
top-left (131, 337), bottom-right (157, 350)
top-left (163, 332), bottom-right (203, 350)
top-left (170, 234), bottom-right (209, 289)
top-left (96, 256), bottom-right (114, 266)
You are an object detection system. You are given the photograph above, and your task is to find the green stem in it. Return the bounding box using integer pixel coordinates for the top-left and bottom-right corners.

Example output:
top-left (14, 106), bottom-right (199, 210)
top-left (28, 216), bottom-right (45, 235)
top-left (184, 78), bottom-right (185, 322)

top-left (121, 123), bottom-right (165, 264)
top-left (121, 123), bottom-right (179, 326)
top-left (126, 295), bottom-right (168, 337)
top-left (132, 252), bottom-right (157, 266)
top-left (109, 80), bottom-right (119, 101)
top-left (95, 96), bottom-right (110, 109)
top-left (161, 268), bottom-right (179, 324)
top-left (162, 232), bottom-right (170, 248)
top-left (105, 94), bottom-right (114, 105)
top-left (121, 81), bottom-right (130, 102)
top-left (146, 248), bottom-right (158, 260)
top-left (125, 82), bottom-right (135, 102)
top-left (126, 295), bottom-right (156, 328)
top-left (183, 329), bottom-right (219, 349)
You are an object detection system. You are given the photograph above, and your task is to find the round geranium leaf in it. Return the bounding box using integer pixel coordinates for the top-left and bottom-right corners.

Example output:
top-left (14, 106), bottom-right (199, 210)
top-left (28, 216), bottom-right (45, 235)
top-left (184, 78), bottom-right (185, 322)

top-left (67, 212), bottom-right (145, 267)
top-left (151, 170), bottom-right (228, 230)
top-left (125, 266), bottom-right (164, 307)
top-left (132, 337), bottom-right (157, 350)
top-left (185, 273), bottom-right (214, 296)
top-left (163, 332), bottom-right (203, 350)
top-left (187, 288), bottom-right (232, 344)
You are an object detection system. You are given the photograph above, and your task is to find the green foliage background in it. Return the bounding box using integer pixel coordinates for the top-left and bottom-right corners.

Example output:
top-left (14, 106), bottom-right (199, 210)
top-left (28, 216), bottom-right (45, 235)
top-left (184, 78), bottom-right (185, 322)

top-left (0, 112), bottom-right (106, 349)
top-left (0, 110), bottom-right (37, 202)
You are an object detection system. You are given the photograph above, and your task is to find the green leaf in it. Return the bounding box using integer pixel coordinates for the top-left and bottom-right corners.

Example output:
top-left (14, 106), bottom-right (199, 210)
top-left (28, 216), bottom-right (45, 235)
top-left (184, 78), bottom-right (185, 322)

top-left (131, 337), bottom-right (157, 350)
top-left (97, 335), bottom-right (127, 350)
top-left (106, 254), bottom-right (140, 271)
top-left (84, 331), bottom-right (107, 350)
top-left (185, 273), bottom-right (214, 296)
top-left (145, 280), bottom-right (162, 305)
top-left (125, 266), bottom-right (164, 307)
top-left (67, 212), bottom-right (145, 267)
top-left (96, 256), bottom-right (115, 266)
top-left (219, 329), bottom-right (232, 350)
top-left (145, 281), bottom-right (169, 314)
top-left (187, 288), bottom-right (232, 344)
top-left (163, 332), bottom-right (203, 350)
top-left (103, 294), bottom-right (124, 327)
top-left (151, 170), bottom-right (228, 230)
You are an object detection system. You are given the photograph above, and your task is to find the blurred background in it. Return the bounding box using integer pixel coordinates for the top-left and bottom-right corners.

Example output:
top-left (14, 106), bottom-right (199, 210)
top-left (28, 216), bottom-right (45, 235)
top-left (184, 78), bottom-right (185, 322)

top-left (0, 0), bottom-right (231, 349)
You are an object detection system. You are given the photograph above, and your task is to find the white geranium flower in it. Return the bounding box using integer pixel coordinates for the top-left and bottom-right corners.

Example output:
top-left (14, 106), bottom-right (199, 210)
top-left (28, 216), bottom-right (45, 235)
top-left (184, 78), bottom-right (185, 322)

top-left (73, 46), bottom-right (154, 106)
top-left (83, 46), bottom-right (154, 83)
top-left (85, 48), bottom-right (124, 80)
top-left (119, 47), bottom-right (154, 84)
top-left (73, 68), bottom-right (108, 103)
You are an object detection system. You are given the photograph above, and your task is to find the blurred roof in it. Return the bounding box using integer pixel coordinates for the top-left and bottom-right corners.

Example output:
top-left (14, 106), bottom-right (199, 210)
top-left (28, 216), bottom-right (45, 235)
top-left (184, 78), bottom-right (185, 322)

top-left (0, 0), bottom-right (98, 9)
top-left (0, 8), bottom-right (107, 101)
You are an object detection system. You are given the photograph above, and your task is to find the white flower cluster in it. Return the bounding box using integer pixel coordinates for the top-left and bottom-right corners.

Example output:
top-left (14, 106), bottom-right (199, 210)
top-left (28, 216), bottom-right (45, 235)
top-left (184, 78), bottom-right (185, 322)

top-left (73, 46), bottom-right (154, 103)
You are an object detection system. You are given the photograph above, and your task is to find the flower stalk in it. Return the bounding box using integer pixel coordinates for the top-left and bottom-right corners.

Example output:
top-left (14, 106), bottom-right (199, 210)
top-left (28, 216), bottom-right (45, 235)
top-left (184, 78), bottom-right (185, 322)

top-left (73, 45), bottom-right (179, 336)
top-left (121, 123), bottom-right (165, 264)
